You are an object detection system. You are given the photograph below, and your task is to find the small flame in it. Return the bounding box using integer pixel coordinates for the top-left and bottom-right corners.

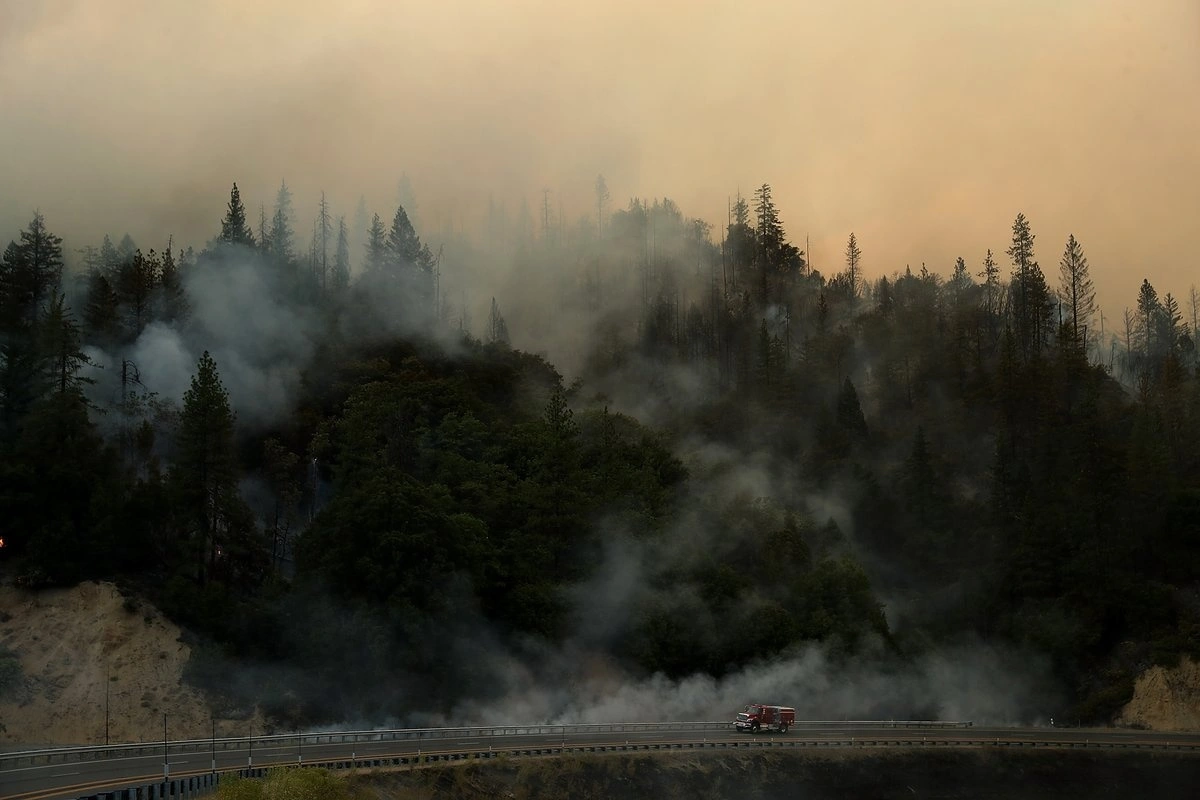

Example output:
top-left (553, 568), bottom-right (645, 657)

top-left (0, 537), bottom-right (6, 548)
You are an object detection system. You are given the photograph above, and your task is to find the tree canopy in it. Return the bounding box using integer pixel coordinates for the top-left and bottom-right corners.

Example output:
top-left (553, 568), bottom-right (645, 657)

top-left (1, 190), bottom-right (1196, 730)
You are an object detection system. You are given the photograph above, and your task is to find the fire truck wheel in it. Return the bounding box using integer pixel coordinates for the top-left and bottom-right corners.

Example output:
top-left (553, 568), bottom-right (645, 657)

top-left (779, 723), bottom-right (788, 734)
top-left (751, 722), bottom-right (759, 734)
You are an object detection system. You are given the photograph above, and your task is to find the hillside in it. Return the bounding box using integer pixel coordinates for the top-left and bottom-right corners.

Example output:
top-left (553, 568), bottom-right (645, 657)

top-left (0, 581), bottom-right (1197, 748)
top-left (3, 200), bottom-right (1200, 736)
top-left (0, 580), bottom-right (266, 747)
top-left (1118, 656), bottom-right (1200, 731)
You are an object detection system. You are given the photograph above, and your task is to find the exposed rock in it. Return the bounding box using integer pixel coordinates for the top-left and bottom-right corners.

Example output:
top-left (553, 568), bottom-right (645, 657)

top-left (0, 580), bottom-right (262, 747)
top-left (1117, 656), bottom-right (1200, 731)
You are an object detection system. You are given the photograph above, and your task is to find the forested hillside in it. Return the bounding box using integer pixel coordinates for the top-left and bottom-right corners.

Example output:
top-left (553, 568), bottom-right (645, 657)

top-left (1, 180), bottom-right (1197, 729)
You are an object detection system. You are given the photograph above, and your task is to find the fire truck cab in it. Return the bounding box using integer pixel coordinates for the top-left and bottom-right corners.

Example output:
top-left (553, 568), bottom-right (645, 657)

top-left (733, 703), bottom-right (795, 734)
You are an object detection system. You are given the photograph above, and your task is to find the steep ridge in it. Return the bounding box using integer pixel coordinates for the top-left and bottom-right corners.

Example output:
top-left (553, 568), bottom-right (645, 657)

top-left (0, 580), bottom-right (262, 747)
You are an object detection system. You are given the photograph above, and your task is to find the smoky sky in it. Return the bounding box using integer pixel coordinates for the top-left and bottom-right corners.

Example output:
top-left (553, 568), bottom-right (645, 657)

top-left (2, 0), bottom-right (1198, 320)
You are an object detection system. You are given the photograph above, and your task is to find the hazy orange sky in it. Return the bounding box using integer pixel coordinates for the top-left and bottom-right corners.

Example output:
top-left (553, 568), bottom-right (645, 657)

top-left (2, 0), bottom-right (1198, 322)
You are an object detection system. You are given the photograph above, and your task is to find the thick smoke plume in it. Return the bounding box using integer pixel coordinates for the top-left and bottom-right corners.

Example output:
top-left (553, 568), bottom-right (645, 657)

top-left (443, 640), bottom-right (1059, 728)
top-left (85, 247), bottom-right (320, 429)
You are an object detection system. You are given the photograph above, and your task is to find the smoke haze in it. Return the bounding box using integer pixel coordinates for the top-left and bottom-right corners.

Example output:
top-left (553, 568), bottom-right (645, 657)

top-left (2, 0), bottom-right (1198, 321)
top-left (447, 639), bottom-right (1058, 728)
top-left (2, 0), bottom-right (1195, 732)
top-left (83, 247), bottom-right (321, 429)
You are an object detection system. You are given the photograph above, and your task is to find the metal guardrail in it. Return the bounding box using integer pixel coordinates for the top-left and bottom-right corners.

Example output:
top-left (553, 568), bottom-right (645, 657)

top-left (17, 726), bottom-right (1200, 800)
top-left (0, 720), bottom-right (972, 770)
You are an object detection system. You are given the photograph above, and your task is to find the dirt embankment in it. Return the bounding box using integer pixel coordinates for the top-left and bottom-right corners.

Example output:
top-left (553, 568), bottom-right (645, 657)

top-left (1117, 655), bottom-right (1200, 731)
top-left (0, 580), bottom-right (262, 748)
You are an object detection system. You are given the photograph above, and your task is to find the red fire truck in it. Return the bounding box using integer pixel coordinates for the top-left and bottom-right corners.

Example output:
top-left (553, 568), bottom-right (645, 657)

top-left (733, 704), bottom-right (795, 733)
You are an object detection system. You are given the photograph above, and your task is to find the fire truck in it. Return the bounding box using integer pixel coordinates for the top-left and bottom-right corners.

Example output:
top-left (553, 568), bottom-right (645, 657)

top-left (733, 704), bottom-right (795, 733)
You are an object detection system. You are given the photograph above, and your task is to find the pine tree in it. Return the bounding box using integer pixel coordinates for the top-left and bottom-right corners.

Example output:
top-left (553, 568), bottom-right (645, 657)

top-left (364, 213), bottom-right (387, 274)
top-left (754, 184), bottom-right (784, 260)
top-left (1160, 292), bottom-right (1183, 352)
top-left (0, 214), bottom-right (64, 442)
top-left (99, 235), bottom-right (120, 272)
top-left (1006, 213), bottom-right (1050, 360)
top-left (5, 295), bottom-right (108, 580)
top-left (1120, 307), bottom-right (1137, 379)
top-left (724, 194), bottom-right (755, 294)
top-left (158, 245), bottom-right (189, 322)
top-left (396, 173), bottom-right (420, 232)
top-left (173, 351), bottom-right (247, 585)
top-left (836, 377), bottom-right (869, 440)
top-left (332, 216), bottom-right (351, 291)
top-left (1, 212), bottom-right (64, 328)
top-left (753, 184), bottom-right (784, 302)
top-left (115, 249), bottom-right (160, 339)
top-left (487, 297), bottom-right (510, 345)
top-left (38, 293), bottom-right (93, 399)
top-left (116, 234), bottom-right (137, 263)
top-left (979, 248), bottom-right (1000, 314)
top-left (544, 383), bottom-right (577, 439)
top-left (306, 219), bottom-right (319, 280)
top-left (83, 269), bottom-right (120, 344)
top-left (270, 180), bottom-right (294, 266)
top-left (257, 204), bottom-right (271, 254)
top-left (755, 319), bottom-right (774, 389)
top-left (386, 205), bottom-right (425, 271)
top-left (1057, 234), bottom-right (1095, 355)
top-left (317, 191), bottom-right (332, 290)
top-left (218, 183), bottom-right (255, 247)
top-left (1136, 279), bottom-right (1160, 358)
top-left (951, 257), bottom-right (971, 293)
top-left (843, 232), bottom-right (863, 300)
top-left (877, 276), bottom-right (894, 315)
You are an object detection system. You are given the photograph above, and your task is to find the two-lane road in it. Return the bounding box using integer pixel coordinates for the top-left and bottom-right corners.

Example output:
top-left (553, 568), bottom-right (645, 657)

top-left (5, 723), bottom-right (1199, 800)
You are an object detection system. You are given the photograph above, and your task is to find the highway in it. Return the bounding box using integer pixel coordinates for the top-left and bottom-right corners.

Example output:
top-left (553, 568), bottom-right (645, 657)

top-left (4, 722), bottom-right (1199, 800)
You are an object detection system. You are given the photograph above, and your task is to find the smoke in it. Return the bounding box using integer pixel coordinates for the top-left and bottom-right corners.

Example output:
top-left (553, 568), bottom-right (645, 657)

top-left (12, 1), bottom-right (1182, 733)
top-left (443, 639), bottom-right (1059, 727)
top-left (565, 533), bottom-right (648, 647)
top-left (385, 426), bottom-right (1056, 730)
top-left (85, 247), bottom-right (320, 429)
top-left (65, 217), bottom-right (1073, 733)
top-left (4, 1), bottom-right (1197, 331)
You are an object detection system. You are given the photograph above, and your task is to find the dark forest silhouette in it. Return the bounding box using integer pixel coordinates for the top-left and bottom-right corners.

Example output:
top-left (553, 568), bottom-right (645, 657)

top-left (1, 179), bottom-right (1197, 727)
